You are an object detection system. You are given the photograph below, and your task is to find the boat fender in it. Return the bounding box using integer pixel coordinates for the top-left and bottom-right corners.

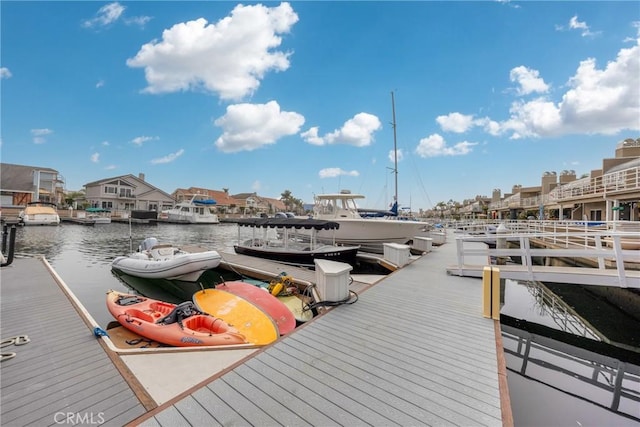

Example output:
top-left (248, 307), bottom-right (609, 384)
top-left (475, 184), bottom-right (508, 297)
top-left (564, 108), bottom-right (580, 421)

top-left (270, 282), bottom-right (284, 296)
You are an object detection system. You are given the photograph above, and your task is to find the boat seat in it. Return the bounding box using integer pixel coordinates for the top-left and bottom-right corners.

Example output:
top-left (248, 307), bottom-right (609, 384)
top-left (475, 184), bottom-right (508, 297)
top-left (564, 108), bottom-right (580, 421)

top-left (125, 308), bottom-right (156, 323)
top-left (151, 246), bottom-right (176, 258)
top-left (158, 301), bottom-right (203, 325)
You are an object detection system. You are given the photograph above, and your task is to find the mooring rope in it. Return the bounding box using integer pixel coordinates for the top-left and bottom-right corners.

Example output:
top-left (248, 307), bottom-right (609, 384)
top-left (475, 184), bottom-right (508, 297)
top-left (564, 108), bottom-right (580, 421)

top-left (1, 334), bottom-right (30, 362)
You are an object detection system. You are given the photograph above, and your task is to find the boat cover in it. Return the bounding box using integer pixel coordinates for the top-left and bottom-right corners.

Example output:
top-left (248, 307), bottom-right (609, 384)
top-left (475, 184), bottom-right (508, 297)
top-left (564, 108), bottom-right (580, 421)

top-left (236, 218), bottom-right (340, 230)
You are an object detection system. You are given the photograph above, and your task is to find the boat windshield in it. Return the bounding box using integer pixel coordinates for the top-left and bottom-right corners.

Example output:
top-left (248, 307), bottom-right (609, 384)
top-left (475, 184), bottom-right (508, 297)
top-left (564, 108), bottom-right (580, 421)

top-left (315, 196), bottom-right (359, 217)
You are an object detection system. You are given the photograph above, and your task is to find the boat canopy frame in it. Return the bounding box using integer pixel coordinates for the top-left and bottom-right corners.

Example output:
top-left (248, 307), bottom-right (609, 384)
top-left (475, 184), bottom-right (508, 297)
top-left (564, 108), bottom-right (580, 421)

top-left (235, 218), bottom-right (341, 231)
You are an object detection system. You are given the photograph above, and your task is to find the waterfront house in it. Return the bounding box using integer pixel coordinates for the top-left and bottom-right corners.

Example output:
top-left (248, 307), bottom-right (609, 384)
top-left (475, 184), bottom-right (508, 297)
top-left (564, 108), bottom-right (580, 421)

top-left (487, 138), bottom-right (640, 221)
top-left (0, 163), bottom-right (65, 208)
top-left (232, 192), bottom-right (287, 217)
top-left (84, 173), bottom-right (175, 216)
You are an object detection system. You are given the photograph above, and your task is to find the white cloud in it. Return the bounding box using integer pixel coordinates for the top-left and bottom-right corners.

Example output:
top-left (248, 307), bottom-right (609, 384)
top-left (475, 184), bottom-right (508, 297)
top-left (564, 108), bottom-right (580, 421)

top-left (252, 180), bottom-right (262, 192)
top-left (436, 112), bottom-right (475, 133)
top-left (127, 3), bottom-right (298, 100)
top-left (82, 2), bottom-right (125, 28)
top-left (102, 140), bottom-right (110, 146)
top-left (301, 113), bottom-right (382, 146)
top-left (509, 66), bottom-right (550, 95)
top-left (437, 36), bottom-right (640, 139)
top-left (0, 67), bottom-right (12, 79)
top-left (131, 135), bottom-right (158, 146)
top-left (31, 128), bottom-right (53, 144)
top-left (318, 168), bottom-right (359, 178)
top-left (151, 149), bottom-right (184, 164)
top-left (105, 165), bottom-right (117, 170)
top-left (91, 153), bottom-right (100, 163)
top-left (124, 16), bottom-right (152, 27)
top-left (388, 149), bottom-right (404, 163)
top-left (214, 101), bottom-right (305, 152)
top-left (568, 15), bottom-right (599, 38)
top-left (415, 134), bottom-right (477, 158)
top-left (96, 80), bottom-right (105, 88)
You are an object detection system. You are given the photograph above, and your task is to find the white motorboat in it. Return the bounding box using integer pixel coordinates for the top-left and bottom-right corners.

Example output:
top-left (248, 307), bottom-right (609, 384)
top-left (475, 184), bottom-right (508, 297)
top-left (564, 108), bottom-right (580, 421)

top-left (111, 237), bottom-right (222, 281)
top-left (18, 202), bottom-right (60, 226)
top-left (311, 191), bottom-right (431, 253)
top-left (163, 194), bottom-right (219, 224)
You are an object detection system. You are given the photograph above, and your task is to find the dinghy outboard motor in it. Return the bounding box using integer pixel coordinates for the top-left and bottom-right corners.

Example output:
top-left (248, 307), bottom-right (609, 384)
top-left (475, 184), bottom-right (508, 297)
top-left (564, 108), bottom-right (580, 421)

top-left (139, 237), bottom-right (159, 252)
top-left (158, 301), bottom-right (204, 328)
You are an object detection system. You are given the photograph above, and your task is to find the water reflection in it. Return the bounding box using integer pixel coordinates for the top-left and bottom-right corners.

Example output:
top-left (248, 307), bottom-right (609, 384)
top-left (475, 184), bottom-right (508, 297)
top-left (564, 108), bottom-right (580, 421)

top-left (501, 279), bottom-right (640, 426)
top-left (9, 222), bottom-right (240, 327)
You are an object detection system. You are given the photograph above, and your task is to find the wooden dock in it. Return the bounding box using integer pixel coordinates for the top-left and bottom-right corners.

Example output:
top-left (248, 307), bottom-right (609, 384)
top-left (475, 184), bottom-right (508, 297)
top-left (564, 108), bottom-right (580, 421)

top-left (0, 257), bottom-right (147, 426)
top-left (131, 230), bottom-right (508, 426)
top-left (1, 230), bottom-right (510, 426)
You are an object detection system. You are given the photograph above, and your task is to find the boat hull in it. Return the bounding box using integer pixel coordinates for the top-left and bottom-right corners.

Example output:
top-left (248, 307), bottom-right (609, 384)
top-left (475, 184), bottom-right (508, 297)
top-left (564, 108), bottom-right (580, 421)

top-left (164, 213), bottom-right (219, 224)
top-left (106, 291), bottom-right (247, 347)
top-left (111, 250), bottom-right (221, 281)
top-left (315, 218), bottom-right (430, 253)
top-left (233, 244), bottom-right (359, 267)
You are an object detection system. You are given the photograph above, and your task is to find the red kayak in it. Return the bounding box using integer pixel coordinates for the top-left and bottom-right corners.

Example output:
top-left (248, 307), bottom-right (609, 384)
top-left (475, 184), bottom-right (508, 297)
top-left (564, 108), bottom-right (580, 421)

top-left (106, 290), bottom-right (248, 347)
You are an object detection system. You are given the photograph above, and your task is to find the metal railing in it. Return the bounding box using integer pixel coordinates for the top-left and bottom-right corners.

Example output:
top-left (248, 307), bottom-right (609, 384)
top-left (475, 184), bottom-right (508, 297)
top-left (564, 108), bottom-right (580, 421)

top-left (450, 221), bottom-right (639, 288)
top-left (489, 166), bottom-right (640, 210)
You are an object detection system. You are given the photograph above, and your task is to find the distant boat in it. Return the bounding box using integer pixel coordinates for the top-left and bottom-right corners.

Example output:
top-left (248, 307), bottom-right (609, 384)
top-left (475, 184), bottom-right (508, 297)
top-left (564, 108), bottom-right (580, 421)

top-left (85, 207), bottom-right (112, 224)
top-left (233, 217), bottom-right (360, 267)
top-left (18, 202), bottom-right (60, 226)
top-left (163, 194), bottom-right (219, 224)
top-left (111, 237), bottom-right (222, 282)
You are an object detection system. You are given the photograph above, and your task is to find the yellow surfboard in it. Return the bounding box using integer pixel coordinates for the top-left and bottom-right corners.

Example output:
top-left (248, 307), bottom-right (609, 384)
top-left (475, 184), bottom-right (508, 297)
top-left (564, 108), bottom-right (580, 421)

top-left (193, 289), bottom-right (279, 346)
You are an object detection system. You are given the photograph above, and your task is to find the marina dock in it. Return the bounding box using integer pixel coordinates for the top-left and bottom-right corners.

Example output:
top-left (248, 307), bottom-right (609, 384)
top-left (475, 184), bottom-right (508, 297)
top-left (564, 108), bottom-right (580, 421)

top-left (1, 229), bottom-right (510, 426)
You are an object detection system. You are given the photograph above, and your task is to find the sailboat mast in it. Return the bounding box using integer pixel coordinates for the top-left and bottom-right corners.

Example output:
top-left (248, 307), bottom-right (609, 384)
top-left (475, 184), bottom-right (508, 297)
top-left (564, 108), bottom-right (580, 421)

top-left (391, 91), bottom-right (398, 207)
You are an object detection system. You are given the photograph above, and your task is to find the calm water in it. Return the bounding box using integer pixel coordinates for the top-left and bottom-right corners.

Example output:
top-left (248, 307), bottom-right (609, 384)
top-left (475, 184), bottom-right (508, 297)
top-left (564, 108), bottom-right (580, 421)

top-left (6, 221), bottom-right (240, 327)
top-left (3, 223), bottom-right (639, 426)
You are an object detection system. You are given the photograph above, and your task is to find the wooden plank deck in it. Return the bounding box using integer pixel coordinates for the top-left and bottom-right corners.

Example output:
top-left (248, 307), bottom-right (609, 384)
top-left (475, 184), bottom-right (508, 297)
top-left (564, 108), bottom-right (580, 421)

top-left (133, 231), bottom-right (506, 426)
top-left (0, 257), bottom-right (147, 427)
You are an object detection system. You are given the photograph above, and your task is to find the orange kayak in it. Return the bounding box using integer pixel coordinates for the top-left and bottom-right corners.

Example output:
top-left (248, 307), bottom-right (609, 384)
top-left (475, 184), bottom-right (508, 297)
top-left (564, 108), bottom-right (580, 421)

top-left (106, 290), bottom-right (248, 347)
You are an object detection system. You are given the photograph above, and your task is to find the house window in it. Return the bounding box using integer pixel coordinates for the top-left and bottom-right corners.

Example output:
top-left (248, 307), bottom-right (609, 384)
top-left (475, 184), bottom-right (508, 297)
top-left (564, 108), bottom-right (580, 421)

top-left (119, 188), bottom-right (133, 198)
top-left (105, 186), bottom-right (117, 194)
top-left (590, 210), bottom-right (602, 221)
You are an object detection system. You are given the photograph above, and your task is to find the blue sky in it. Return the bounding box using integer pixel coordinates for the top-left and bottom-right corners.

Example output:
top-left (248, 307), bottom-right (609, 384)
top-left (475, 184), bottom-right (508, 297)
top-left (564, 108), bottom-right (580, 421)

top-left (1, 1), bottom-right (639, 210)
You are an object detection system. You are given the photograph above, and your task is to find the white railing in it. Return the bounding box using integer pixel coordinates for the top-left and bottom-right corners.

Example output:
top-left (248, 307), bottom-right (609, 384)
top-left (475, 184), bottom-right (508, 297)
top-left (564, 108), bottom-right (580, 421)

top-left (489, 166), bottom-right (640, 210)
top-left (450, 225), bottom-right (639, 288)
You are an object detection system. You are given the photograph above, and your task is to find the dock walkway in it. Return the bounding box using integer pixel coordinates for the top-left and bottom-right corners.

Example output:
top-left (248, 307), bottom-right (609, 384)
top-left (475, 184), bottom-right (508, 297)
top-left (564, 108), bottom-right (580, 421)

top-left (0, 257), bottom-right (147, 426)
top-left (134, 231), bottom-right (507, 426)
